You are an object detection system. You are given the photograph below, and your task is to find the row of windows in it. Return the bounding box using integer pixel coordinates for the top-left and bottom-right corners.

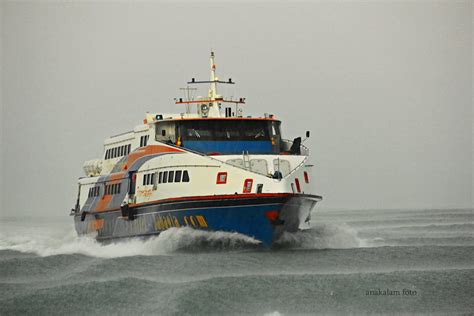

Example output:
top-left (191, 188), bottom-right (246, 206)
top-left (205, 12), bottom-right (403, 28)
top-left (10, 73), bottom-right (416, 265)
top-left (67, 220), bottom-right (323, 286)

top-left (141, 170), bottom-right (191, 187)
top-left (143, 173), bottom-right (155, 186)
top-left (140, 135), bottom-right (149, 147)
top-left (105, 144), bottom-right (131, 160)
top-left (105, 183), bottom-right (121, 195)
top-left (159, 170), bottom-right (190, 184)
top-left (88, 186), bottom-right (100, 197)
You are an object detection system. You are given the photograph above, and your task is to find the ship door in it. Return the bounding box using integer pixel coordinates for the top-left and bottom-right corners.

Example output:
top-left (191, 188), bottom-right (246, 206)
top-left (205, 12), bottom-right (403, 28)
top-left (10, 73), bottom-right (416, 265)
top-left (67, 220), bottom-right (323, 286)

top-left (129, 172), bottom-right (137, 195)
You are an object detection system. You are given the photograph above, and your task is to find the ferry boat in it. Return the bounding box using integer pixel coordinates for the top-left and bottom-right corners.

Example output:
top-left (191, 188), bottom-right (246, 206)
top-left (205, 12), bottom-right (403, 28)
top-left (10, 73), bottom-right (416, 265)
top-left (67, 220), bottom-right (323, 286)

top-left (70, 52), bottom-right (322, 246)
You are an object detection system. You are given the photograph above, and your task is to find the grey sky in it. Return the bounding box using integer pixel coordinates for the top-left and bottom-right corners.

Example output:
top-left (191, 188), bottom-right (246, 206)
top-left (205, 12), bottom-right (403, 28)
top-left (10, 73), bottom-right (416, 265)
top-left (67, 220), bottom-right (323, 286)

top-left (1, 1), bottom-right (472, 218)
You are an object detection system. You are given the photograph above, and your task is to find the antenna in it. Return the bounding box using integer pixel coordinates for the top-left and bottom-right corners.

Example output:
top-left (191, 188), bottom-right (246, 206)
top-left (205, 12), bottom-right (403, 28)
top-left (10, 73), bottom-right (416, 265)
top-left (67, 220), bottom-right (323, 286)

top-left (179, 86), bottom-right (197, 113)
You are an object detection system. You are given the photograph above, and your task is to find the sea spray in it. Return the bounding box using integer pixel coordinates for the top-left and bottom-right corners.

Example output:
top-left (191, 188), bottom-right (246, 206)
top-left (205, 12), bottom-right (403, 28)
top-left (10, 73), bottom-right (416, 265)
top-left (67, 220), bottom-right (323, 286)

top-left (0, 227), bottom-right (260, 258)
top-left (274, 223), bottom-right (364, 249)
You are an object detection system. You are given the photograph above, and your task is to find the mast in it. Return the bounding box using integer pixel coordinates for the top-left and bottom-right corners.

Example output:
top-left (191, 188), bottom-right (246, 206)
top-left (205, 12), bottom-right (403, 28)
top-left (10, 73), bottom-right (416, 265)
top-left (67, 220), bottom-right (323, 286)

top-left (207, 51), bottom-right (221, 117)
top-left (175, 51), bottom-right (246, 118)
top-left (209, 51), bottom-right (218, 100)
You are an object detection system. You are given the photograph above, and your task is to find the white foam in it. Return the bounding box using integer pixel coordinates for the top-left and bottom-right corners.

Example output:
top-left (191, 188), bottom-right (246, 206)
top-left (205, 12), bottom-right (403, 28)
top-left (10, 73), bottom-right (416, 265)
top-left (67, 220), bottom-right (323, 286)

top-left (0, 226), bottom-right (260, 258)
top-left (274, 223), bottom-right (366, 249)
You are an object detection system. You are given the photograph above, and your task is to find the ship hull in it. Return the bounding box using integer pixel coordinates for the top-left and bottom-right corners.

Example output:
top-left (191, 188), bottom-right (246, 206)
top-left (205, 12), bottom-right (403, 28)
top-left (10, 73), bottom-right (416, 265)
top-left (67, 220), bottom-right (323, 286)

top-left (74, 193), bottom-right (321, 247)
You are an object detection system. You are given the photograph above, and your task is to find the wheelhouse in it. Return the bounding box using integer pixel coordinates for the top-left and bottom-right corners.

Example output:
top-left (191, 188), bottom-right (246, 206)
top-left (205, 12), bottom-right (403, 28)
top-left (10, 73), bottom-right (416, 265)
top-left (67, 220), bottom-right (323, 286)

top-left (155, 118), bottom-right (282, 154)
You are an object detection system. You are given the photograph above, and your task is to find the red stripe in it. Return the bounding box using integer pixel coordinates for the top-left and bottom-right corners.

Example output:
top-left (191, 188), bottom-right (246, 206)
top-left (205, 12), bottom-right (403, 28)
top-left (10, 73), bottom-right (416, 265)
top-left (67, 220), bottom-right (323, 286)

top-left (132, 193), bottom-right (294, 207)
top-left (90, 193), bottom-right (298, 213)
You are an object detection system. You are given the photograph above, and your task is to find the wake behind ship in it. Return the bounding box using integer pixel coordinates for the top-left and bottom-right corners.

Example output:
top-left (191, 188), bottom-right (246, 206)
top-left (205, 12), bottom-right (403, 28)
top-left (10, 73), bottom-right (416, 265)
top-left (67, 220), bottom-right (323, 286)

top-left (70, 52), bottom-right (322, 246)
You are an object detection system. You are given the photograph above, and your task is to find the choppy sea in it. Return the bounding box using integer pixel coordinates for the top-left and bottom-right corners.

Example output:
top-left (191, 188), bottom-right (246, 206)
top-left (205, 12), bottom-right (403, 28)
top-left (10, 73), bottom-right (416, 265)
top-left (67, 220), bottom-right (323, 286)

top-left (1, 208), bottom-right (473, 315)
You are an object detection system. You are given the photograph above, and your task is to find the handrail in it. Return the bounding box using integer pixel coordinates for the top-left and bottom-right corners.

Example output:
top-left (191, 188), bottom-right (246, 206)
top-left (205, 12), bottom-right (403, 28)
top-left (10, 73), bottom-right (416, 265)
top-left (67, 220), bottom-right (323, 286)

top-left (154, 140), bottom-right (309, 178)
top-left (154, 140), bottom-right (271, 177)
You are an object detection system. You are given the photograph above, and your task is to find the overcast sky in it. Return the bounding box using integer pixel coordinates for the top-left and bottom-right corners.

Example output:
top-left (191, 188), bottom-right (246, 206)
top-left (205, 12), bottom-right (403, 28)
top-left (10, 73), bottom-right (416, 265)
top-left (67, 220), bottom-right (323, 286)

top-left (1, 1), bottom-right (472, 218)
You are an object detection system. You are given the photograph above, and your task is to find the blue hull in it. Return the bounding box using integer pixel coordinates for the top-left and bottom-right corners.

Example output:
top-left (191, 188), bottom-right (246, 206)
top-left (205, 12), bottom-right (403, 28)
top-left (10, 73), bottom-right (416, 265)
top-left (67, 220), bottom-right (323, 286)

top-left (74, 194), bottom-right (321, 247)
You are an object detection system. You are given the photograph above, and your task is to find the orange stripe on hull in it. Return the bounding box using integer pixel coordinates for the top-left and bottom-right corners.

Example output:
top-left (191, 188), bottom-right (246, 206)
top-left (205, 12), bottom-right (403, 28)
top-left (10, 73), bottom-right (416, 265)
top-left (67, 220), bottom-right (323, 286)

top-left (121, 145), bottom-right (184, 171)
top-left (94, 173), bottom-right (125, 212)
top-left (94, 145), bottom-right (183, 212)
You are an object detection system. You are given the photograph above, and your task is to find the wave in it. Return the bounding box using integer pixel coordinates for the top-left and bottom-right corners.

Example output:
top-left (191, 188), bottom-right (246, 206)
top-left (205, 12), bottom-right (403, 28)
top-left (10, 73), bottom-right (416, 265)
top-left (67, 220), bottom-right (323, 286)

top-left (274, 223), bottom-right (365, 249)
top-left (0, 227), bottom-right (260, 258)
top-left (0, 222), bottom-right (367, 258)
top-left (367, 236), bottom-right (474, 247)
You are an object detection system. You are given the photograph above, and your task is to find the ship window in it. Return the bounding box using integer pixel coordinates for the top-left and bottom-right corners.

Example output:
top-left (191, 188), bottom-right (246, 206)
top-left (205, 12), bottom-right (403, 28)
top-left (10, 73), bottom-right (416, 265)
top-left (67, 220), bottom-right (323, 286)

top-left (175, 170), bottom-right (182, 183)
top-left (162, 171), bottom-right (168, 183)
top-left (155, 121), bottom-right (177, 143)
top-left (120, 146), bottom-right (124, 156)
top-left (182, 170), bottom-right (190, 182)
top-left (177, 120), bottom-right (279, 142)
top-left (158, 172), bottom-right (163, 184)
top-left (127, 144), bottom-right (131, 154)
top-left (142, 173), bottom-right (155, 186)
top-left (140, 135), bottom-right (149, 147)
top-left (168, 171), bottom-right (174, 183)
top-left (105, 150), bottom-right (109, 160)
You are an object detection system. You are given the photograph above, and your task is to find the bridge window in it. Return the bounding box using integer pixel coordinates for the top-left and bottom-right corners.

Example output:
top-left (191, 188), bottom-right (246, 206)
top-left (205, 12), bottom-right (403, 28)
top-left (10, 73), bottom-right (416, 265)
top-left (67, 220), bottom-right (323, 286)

top-left (177, 120), bottom-right (280, 142)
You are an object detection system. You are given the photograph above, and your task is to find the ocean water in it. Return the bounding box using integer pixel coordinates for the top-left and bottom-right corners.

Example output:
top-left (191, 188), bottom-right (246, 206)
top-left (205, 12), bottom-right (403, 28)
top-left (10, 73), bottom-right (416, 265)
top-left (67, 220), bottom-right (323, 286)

top-left (1, 208), bottom-right (473, 315)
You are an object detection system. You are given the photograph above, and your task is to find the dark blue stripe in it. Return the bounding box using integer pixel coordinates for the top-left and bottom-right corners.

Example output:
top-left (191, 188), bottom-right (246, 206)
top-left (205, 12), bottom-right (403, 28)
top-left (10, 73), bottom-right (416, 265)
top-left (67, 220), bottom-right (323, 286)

top-left (182, 140), bottom-right (273, 154)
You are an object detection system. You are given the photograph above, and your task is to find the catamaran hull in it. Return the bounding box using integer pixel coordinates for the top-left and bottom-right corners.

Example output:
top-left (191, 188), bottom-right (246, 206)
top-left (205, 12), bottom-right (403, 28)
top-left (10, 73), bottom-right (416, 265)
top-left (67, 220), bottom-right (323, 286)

top-left (74, 194), bottom-right (321, 247)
